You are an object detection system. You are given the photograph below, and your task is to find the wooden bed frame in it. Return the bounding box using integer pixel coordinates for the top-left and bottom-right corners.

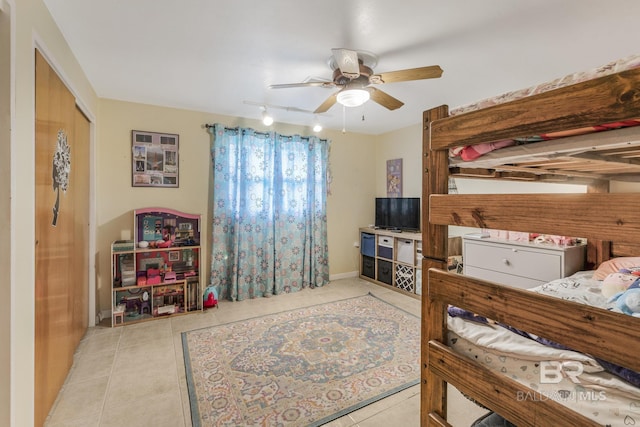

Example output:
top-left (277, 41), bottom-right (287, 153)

top-left (421, 67), bottom-right (640, 426)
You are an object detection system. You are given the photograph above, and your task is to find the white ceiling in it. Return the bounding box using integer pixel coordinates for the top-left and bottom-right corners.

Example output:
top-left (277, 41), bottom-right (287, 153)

top-left (42, 0), bottom-right (640, 135)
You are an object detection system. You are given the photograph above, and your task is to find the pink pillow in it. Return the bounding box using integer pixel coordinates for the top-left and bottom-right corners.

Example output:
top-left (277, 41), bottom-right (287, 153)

top-left (592, 257), bottom-right (640, 280)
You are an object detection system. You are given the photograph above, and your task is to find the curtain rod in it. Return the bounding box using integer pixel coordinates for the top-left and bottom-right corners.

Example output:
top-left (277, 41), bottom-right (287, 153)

top-left (205, 124), bottom-right (269, 136)
top-left (204, 124), bottom-right (328, 142)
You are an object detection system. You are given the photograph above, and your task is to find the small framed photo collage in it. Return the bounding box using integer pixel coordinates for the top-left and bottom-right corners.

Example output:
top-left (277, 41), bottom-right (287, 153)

top-left (132, 130), bottom-right (179, 187)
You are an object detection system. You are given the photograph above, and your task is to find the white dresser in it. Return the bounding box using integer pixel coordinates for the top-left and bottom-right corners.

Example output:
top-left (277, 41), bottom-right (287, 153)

top-left (462, 235), bottom-right (586, 289)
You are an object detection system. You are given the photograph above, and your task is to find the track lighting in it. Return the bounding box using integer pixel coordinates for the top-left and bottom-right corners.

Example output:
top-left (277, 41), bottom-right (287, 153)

top-left (248, 101), bottom-right (324, 130)
top-left (261, 107), bottom-right (274, 126)
top-left (312, 116), bottom-right (322, 132)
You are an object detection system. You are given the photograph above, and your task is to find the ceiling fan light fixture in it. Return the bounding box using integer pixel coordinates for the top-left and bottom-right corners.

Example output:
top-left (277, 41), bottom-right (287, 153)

top-left (313, 122), bottom-right (322, 132)
top-left (336, 88), bottom-right (370, 108)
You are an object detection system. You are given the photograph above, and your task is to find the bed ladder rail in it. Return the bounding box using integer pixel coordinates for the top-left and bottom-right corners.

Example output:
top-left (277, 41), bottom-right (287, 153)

top-left (428, 268), bottom-right (640, 373)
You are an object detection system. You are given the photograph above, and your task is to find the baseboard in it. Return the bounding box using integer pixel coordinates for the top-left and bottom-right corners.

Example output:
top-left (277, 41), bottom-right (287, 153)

top-left (329, 270), bottom-right (358, 281)
top-left (96, 273), bottom-right (359, 325)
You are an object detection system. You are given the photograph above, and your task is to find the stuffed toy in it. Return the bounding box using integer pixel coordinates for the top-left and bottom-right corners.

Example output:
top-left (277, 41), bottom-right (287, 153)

top-left (608, 282), bottom-right (640, 317)
top-left (601, 271), bottom-right (640, 298)
top-left (203, 285), bottom-right (219, 309)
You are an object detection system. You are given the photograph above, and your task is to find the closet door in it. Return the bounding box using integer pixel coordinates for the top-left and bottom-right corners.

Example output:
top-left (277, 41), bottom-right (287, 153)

top-left (34, 49), bottom-right (90, 426)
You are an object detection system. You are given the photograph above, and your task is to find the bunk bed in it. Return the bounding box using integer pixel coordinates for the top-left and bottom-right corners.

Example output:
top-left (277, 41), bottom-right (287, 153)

top-left (421, 56), bottom-right (640, 427)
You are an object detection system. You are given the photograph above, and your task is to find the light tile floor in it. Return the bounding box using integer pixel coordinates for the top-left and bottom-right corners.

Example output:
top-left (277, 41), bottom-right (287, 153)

top-left (45, 277), bottom-right (487, 427)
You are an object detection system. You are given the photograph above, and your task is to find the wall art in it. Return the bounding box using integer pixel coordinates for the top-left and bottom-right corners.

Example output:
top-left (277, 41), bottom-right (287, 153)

top-left (132, 130), bottom-right (179, 187)
top-left (386, 158), bottom-right (402, 197)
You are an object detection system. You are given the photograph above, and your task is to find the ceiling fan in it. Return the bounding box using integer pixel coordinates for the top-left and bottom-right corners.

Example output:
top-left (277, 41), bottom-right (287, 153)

top-left (268, 48), bottom-right (443, 113)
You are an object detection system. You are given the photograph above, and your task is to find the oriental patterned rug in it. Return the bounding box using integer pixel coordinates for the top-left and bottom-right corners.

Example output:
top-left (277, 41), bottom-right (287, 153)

top-left (182, 293), bottom-right (420, 426)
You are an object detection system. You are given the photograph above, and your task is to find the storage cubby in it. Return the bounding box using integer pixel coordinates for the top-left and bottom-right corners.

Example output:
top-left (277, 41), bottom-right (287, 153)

top-left (358, 227), bottom-right (461, 298)
top-left (111, 208), bottom-right (203, 326)
top-left (358, 227), bottom-right (422, 298)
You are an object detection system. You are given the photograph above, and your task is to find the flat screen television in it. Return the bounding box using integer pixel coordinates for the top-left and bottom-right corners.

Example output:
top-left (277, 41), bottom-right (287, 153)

top-left (375, 197), bottom-right (421, 232)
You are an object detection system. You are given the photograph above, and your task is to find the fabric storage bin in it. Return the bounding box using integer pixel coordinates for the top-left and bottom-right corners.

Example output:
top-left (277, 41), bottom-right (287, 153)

top-left (397, 239), bottom-right (414, 264)
top-left (377, 259), bottom-right (393, 285)
top-left (360, 232), bottom-right (375, 257)
top-left (395, 264), bottom-right (415, 293)
top-left (377, 235), bottom-right (393, 260)
top-left (361, 255), bottom-right (375, 279)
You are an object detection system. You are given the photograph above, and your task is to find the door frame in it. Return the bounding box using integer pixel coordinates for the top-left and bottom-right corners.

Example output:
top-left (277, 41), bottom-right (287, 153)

top-left (2, 2), bottom-right (14, 426)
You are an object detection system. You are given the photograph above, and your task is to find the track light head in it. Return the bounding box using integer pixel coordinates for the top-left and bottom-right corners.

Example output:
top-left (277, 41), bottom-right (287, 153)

top-left (261, 107), bottom-right (274, 126)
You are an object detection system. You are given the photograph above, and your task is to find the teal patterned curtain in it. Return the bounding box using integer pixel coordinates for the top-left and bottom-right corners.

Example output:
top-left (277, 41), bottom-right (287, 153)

top-left (209, 124), bottom-right (330, 301)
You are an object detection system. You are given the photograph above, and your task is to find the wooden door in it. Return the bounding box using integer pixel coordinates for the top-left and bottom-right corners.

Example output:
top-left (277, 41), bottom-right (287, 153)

top-left (34, 49), bottom-right (90, 426)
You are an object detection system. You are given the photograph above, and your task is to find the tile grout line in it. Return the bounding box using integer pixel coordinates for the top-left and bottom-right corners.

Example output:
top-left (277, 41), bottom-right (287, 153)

top-left (172, 317), bottom-right (192, 427)
top-left (96, 327), bottom-right (123, 426)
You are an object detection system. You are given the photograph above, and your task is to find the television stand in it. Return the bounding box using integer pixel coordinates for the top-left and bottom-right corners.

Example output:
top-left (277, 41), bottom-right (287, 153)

top-left (358, 227), bottom-right (462, 299)
top-left (358, 227), bottom-right (423, 298)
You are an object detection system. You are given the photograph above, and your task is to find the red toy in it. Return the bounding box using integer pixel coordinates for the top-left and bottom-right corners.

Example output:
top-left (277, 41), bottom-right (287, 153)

top-left (203, 285), bottom-right (218, 309)
top-left (146, 268), bottom-right (161, 285)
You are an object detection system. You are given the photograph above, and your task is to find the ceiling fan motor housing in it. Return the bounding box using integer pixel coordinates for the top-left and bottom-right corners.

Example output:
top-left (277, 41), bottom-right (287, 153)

top-left (332, 62), bottom-right (373, 86)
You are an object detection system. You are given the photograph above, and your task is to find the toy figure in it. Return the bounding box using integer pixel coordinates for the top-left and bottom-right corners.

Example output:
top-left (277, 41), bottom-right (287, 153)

top-left (609, 282), bottom-right (640, 317)
top-left (602, 271), bottom-right (640, 298)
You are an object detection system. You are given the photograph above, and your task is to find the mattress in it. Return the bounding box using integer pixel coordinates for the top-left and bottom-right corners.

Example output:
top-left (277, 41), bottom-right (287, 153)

top-left (448, 54), bottom-right (640, 161)
top-left (448, 271), bottom-right (640, 426)
top-left (450, 55), bottom-right (640, 117)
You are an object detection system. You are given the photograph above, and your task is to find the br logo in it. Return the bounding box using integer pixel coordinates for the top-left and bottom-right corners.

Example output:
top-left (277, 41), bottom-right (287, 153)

top-left (539, 361), bottom-right (583, 384)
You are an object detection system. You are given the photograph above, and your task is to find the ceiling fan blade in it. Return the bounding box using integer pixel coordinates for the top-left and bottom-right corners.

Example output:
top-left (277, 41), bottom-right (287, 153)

top-left (367, 87), bottom-right (404, 110)
top-left (269, 81), bottom-right (335, 89)
top-left (331, 48), bottom-right (360, 79)
top-left (369, 65), bottom-right (443, 84)
top-left (314, 92), bottom-right (338, 113)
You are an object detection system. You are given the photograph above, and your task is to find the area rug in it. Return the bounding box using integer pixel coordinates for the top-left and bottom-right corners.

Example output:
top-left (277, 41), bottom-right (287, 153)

top-left (182, 293), bottom-right (420, 426)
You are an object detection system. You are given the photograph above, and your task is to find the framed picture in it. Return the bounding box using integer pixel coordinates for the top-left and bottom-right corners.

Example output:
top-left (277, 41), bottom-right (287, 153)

top-left (132, 130), bottom-right (179, 187)
top-left (386, 158), bottom-right (402, 197)
top-left (168, 251), bottom-right (180, 262)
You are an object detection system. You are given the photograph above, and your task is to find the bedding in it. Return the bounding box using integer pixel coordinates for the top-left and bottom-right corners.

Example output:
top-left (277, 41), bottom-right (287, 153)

top-left (448, 54), bottom-right (640, 161)
top-left (448, 321), bottom-right (640, 426)
top-left (592, 256), bottom-right (640, 280)
top-left (448, 271), bottom-right (640, 425)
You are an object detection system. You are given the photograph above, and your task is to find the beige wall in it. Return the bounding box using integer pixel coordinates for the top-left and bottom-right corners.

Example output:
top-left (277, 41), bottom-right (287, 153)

top-left (11, 0), bottom-right (99, 425)
top-left (375, 123), bottom-right (423, 198)
top-left (1, 2), bottom-right (11, 426)
top-left (96, 99), bottom-right (377, 316)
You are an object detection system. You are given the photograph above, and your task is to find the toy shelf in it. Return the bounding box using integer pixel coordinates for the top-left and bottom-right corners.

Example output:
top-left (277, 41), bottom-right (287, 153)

top-left (110, 207), bottom-right (203, 327)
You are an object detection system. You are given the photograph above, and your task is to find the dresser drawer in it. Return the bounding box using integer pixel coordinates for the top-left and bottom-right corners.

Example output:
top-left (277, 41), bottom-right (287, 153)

top-left (464, 265), bottom-right (546, 289)
top-left (464, 240), bottom-right (561, 283)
